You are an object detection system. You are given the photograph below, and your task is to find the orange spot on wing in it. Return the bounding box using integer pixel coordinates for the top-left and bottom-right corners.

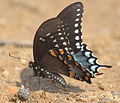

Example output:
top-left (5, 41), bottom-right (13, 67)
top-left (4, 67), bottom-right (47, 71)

top-left (50, 50), bottom-right (56, 57)
top-left (75, 61), bottom-right (79, 66)
top-left (67, 55), bottom-right (72, 60)
top-left (85, 76), bottom-right (89, 80)
top-left (70, 71), bottom-right (75, 78)
top-left (68, 64), bottom-right (74, 68)
top-left (79, 78), bottom-right (82, 81)
top-left (59, 49), bottom-right (64, 54)
top-left (64, 60), bottom-right (68, 64)
top-left (59, 55), bottom-right (63, 60)
top-left (70, 71), bottom-right (75, 75)
top-left (81, 67), bottom-right (86, 71)
top-left (86, 72), bottom-right (90, 76)
top-left (70, 75), bottom-right (74, 78)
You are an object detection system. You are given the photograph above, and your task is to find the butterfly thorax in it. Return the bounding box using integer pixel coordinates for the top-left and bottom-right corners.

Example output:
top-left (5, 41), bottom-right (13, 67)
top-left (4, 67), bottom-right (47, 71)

top-left (28, 61), bottom-right (43, 76)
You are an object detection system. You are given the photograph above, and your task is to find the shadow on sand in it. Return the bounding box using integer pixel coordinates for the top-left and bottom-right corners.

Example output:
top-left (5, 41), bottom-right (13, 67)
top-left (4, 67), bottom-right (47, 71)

top-left (16, 67), bottom-right (86, 94)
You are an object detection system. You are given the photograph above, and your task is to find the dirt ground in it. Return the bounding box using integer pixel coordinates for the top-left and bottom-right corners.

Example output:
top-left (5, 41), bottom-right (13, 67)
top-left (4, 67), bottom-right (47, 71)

top-left (0, 0), bottom-right (120, 103)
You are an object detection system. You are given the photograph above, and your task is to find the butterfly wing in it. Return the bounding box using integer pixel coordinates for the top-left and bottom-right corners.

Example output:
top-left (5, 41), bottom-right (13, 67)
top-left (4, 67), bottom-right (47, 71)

top-left (56, 2), bottom-right (112, 75)
top-left (33, 18), bottom-right (62, 64)
top-left (72, 44), bottom-right (112, 75)
top-left (57, 2), bottom-right (84, 53)
top-left (49, 48), bottom-right (93, 84)
top-left (33, 17), bottom-right (71, 77)
top-left (34, 2), bottom-right (84, 64)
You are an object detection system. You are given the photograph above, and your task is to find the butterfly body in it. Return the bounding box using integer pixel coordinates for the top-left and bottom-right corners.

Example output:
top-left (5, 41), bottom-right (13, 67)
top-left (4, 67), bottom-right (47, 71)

top-left (29, 2), bottom-right (112, 87)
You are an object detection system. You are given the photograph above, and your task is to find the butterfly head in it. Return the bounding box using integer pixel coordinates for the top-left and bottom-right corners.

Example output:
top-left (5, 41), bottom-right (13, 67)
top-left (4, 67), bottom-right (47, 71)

top-left (28, 61), bottom-right (35, 68)
top-left (28, 61), bottom-right (40, 76)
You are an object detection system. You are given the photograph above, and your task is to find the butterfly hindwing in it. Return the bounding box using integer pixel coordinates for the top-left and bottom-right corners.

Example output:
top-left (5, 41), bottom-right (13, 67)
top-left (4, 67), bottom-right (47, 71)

top-left (72, 44), bottom-right (112, 75)
top-left (49, 48), bottom-right (94, 84)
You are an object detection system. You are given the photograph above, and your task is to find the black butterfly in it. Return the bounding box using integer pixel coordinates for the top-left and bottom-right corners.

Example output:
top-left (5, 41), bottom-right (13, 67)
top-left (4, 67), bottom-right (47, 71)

top-left (29, 2), bottom-right (112, 87)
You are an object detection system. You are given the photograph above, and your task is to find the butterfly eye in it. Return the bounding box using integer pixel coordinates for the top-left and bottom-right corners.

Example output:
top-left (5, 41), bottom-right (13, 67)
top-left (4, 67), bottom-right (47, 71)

top-left (29, 61), bottom-right (34, 68)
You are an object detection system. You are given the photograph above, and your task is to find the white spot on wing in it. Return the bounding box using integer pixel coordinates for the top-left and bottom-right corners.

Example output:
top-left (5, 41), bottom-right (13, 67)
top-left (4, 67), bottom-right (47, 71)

top-left (85, 51), bottom-right (91, 57)
top-left (77, 13), bottom-right (80, 16)
top-left (76, 45), bottom-right (81, 49)
top-left (80, 22), bottom-right (82, 26)
top-left (60, 37), bottom-right (64, 40)
top-left (47, 72), bottom-right (49, 74)
top-left (75, 42), bottom-right (80, 46)
top-left (81, 17), bottom-right (83, 21)
top-left (81, 29), bottom-right (82, 32)
top-left (42, 39), bottom-right (45, 41)
top-left (58, 33), bottom-right (62, 35)
top-left (55, 44), bottom-right (59, 47)
top-left (63, 42), bottom-right (67, 46)
top-left (75, 18), bottom-right (79, 21)
top-left (46, 33), bottom-right (50, 36)
top-left (75, 36), bottom-right (80, 40)
top-left (63, 32), bottom-right (66, 34)
top-left (90, 65), bottom-right (98, 71)
top-left (71, 51), bottom-right (74, 55)
top-left (74, 23), bottom-right (79, 27)
top-left (81, 45), bottom-right (84, 51)
top-left (50, 36), bottom-right (54, 38)
top-left (58, 29), bottom-right (61, 31)
top-left (65, 47), bottom-right (68, 51)
top-left (88, 58), bottom-right (96, 64)
top-left (77, 9), bottom-right (80, 11)
top-left (53, 39), bottom-right (57, 42)
top-left (69, 47), bottom-right (72, 50)
top-left (39, 38), bottom-right (43, 40)
top-left (74, 29), bottom-right (79, 33)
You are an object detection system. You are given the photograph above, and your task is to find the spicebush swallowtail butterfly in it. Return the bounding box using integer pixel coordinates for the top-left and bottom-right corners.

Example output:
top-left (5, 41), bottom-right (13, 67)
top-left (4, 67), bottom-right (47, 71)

top-left (29, 2), bottom-right (112, 87)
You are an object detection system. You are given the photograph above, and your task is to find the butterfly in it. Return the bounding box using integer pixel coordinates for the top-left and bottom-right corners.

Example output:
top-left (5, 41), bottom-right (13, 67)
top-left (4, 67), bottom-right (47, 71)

top-left (29, 2), bottom-right (112, 87)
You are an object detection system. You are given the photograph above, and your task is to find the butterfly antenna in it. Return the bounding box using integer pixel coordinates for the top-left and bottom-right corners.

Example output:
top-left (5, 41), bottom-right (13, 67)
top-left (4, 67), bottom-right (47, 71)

top-left (9, 53), bottom-right (30, 62)
top-left (22, 46), bottom-right (32, 61)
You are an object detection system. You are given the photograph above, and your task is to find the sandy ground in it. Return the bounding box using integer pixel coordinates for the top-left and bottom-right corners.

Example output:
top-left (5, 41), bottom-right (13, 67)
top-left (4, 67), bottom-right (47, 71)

top-left (0, 0), bottom-right (120, 103)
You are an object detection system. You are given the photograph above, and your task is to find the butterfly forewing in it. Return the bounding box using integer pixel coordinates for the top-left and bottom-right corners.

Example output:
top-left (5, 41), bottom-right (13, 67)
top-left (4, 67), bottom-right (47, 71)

top-left (57, 2), bottom-right (84, 53)
top-left (33, 2), bottom-right (84, 63)
top-left (33, 18), bottom-right (65, 64)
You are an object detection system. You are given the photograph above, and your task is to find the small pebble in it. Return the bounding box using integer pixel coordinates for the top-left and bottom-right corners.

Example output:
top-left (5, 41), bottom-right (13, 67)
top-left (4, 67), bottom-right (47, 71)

top-left (18, 85), bottom-right (30, 100)
top-left (99, 85), bottom-right (105, 90)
